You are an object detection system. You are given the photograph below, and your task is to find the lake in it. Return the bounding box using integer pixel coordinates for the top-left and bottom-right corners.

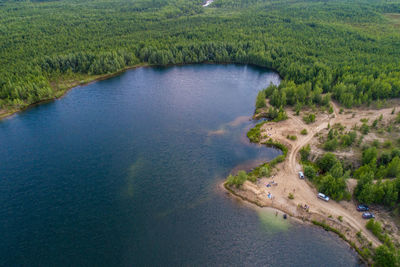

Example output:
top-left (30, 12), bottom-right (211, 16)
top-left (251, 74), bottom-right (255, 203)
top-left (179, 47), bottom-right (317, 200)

top-left (0, 64), bottom-right (361, 266)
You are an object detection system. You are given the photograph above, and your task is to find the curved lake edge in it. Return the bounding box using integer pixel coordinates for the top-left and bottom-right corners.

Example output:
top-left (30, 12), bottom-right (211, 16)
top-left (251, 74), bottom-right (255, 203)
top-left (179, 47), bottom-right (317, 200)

top-left (223, 180), bottom-right (366, 265)
top-left (0, 62), bottom-right (282, 121)
top-left (1, 63), bottom-right (363, 265)
top-left (223, 111), bottom-right (373, 265)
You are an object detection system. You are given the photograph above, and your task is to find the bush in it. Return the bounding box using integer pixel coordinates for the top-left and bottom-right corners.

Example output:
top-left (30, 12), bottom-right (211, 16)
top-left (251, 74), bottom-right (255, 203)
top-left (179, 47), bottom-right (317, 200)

top-left (287, 135), bottom-right (297, 140)
top-left (247, 122), bottom-right (265, 143)
top-left (255, 90), bottom-right (266, 109)
top-left (226, 170), bottom-right (248, 188)
top-left (300, 129), bottom-right (308, 135)
top-left (317, 153), bottom-right (338, 173)
top-left (304, 165), bottom-right (316, 180)
top-left (366, 219), bottom-right (382, 239)
top-left (300, 145), bottom-right (311, 162)
top-left (259, 166), bottom-right (270, 177)
top-left (318, 174), bottom-right (347, 201)
top-left (303, 113), bottom-right (316, 124)
top-left (362, 147), bottom-right (377, 165)
top-left (374, 245), bottom-right (397, 267)
top-left (360, 123), bottom-right (370, 135)
top-left (383, 140), bottom-right (392, 148)
top-left (323, 138), bottom-right (338, 151)
top-left (288, 193), bottom-right (294, 199)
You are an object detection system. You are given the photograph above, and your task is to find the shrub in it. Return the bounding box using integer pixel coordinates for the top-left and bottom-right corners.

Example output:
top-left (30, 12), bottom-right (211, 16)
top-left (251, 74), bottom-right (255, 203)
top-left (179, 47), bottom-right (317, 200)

top-left (372, 119), bottom-right (378, 128)
top-left (383, 140), bottom-right (392, 148)
top-left (300, 145), bottom-right (311, 161)
top-left (226, 170), bottom-right (248, 188)
top-left (374, 245), bottom-right (397, 267)
top-left (259, 166), bottom-right (270, 177)
top-left (303, 113), bottom-right (316, 124)
top-left (366, 219), bottom-right (382, 238)
top-left (304, 165), bottom-right (316, 180)
top-left (300, 129), bottom-right (308, 135)
top-left (317, 153), bottom-right (338, 173)
top-left (323, 138), bottom-right (338, 151)
top-left (247, 122), bottom-right (265, 143)
top-left (287, 135), bottom-right (297, 140)
top-left (372, 139), bottom-right (380, 148)
top-left (255, 90), bottom-right (266, 109)
top-left (360, 123), bottom-right (369, 135)
top-left (362, 147), bottom-right (377, 165)
top-left (288, 193), bottom-right (294, 199)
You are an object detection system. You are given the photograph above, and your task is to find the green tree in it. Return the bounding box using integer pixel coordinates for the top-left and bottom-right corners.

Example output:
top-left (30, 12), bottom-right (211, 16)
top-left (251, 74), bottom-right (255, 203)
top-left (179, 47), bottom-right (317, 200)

top-left (317, 153), bottom-right (338, 173)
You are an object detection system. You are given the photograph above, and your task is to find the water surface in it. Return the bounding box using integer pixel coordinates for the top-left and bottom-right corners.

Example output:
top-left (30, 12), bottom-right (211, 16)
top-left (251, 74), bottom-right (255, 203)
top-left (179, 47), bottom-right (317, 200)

top-left (0, 64), bottom-right (360, 266)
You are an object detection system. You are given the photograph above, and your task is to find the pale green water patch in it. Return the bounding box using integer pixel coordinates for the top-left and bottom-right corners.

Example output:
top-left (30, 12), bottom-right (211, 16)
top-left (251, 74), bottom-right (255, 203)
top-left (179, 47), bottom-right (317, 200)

top-left (257, 208), bottom-right (291, 233)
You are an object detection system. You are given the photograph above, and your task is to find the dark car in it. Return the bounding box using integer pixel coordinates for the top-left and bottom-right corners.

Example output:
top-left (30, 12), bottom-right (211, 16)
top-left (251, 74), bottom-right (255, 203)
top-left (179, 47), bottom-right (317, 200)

top-left (362, 212), bottom-right (375, 219)
top-left (357, 204), bottom-right (369, 211)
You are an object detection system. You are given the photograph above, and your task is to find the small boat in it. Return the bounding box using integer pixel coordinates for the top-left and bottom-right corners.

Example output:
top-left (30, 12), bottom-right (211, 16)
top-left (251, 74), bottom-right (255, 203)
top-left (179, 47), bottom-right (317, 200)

top-left (283, 214), bottom-right (287, 219)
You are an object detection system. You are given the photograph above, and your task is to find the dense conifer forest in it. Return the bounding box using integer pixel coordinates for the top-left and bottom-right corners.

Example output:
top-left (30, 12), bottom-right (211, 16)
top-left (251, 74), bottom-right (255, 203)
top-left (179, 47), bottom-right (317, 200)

top-left (1, 0), bottom-right (400, 111)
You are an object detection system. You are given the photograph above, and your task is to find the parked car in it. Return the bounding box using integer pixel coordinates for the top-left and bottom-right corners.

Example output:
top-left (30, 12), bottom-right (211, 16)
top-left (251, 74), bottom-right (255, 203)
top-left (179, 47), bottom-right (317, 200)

top-left (357, 204), bottom-right (369, 211)
top-left (317, 193), bottom-right (329, 202)
top-left (362, 212), bottom-right (375, 219)
top-left (299, 171), bottom-right (304, 179)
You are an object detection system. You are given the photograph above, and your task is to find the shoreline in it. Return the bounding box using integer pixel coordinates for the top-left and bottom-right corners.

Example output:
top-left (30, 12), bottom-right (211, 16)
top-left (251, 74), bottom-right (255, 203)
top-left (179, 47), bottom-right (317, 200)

top-left (1, 60), bottom-right (386, 264)
top-left (0, 62), bottom-right (280, 121)
top-left (222, 181), bottom-right (368, 265)
top-left (0, 63), bottom-right (149, 121)
top-left (221, 101), bottom-right (400, 266)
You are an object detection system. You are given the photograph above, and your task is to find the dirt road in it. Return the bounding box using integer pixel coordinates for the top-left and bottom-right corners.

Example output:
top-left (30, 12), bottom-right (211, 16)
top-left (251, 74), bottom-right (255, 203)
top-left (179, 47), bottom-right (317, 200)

top-left (237, 102), bottom-right (387, 247)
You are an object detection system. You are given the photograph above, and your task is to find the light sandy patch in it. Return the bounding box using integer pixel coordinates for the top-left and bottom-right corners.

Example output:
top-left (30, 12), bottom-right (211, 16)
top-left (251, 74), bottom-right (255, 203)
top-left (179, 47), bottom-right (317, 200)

top-left (224, 101), bottom-right (400, 258)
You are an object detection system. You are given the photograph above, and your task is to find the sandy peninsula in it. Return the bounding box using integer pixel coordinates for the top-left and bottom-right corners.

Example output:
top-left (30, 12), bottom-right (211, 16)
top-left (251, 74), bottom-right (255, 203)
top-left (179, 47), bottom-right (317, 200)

top-left (224, 101), bottom-right (400, 264)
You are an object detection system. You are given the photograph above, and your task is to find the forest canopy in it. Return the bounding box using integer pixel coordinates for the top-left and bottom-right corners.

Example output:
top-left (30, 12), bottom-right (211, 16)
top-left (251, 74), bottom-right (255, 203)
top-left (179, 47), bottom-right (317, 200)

top-left (1, 0), bottom-right (400, 110)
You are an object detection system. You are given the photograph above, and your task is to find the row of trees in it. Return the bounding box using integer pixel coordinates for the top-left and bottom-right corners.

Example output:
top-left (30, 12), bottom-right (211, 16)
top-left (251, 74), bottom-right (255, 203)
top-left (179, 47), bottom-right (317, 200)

top-left (354, 147), bottom-right (400, 206)
top-left (1, 0), bottom-right (400, 111)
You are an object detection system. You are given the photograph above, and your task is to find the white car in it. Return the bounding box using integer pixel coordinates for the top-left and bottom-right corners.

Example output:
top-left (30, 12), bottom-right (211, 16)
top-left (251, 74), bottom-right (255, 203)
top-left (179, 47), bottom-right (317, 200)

top-left (318, 193), bottom-right (329, 202)
top-left (299, 171), bottom-right (304, 179)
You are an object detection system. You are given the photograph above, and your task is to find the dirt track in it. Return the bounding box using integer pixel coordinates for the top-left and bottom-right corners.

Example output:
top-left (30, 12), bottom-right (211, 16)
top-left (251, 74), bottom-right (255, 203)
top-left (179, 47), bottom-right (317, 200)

top-left (228, 102), bottom-right (400, 249)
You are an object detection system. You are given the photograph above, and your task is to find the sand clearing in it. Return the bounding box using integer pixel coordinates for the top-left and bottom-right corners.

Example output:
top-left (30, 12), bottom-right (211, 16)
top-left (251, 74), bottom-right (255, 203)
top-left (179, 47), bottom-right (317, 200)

top-left (225, 102), bottom-right (400, 252)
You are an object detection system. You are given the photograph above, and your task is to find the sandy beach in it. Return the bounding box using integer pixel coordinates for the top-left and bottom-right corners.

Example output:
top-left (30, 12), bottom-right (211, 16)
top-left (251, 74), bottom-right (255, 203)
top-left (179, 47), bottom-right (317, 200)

top-left (224, 101), bottom-right (400, 263)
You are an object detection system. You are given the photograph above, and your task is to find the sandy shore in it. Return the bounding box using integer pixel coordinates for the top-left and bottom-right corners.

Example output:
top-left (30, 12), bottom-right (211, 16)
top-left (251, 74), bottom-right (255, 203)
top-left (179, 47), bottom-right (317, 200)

top-left (224, 101), bottom-right (400, 264)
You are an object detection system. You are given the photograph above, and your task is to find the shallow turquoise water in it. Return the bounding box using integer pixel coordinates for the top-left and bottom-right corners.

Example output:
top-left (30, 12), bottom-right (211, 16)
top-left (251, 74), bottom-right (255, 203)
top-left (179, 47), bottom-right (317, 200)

top-left (0, 64), bottom-right (361, 266)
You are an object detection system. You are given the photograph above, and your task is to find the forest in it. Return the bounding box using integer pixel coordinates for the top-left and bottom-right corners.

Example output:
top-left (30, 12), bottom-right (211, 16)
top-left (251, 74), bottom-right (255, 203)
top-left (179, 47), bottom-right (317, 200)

top-left (1, 0), bottom-right (400, 112)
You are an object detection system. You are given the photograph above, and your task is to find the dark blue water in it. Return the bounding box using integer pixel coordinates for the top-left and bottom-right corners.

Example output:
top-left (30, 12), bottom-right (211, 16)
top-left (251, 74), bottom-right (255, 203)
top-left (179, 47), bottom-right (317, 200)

top-left (0, 65), bottom-right (360, 266)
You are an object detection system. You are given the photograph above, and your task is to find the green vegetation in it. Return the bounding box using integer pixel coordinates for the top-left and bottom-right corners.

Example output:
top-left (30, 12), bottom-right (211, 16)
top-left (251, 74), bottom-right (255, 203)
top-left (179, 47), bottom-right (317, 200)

top-left (321, 124), bottom-right (357, 152)
top-left (303, 153), bottom-right (351, 201)
top-left (299, 144), bottom-right (311, 162)
top-left (354, 147), bottom-right (400, 207)
top-left (226, 138), bottom-right (287, 187)
top-left (259, 106), bottom-right (288, 122)
top-left (300, 129), bottom-right (308, 135)
top-left (255, 90), bottom-right (266, 109)
top-left (226, 170), bottom-right (248, 188)
top-left (246, 122), bottom-right (265, 143)
top-left (364, 219), bottom-right (400, 267)
top-left (288, 193), bottom-right (294, 199)
top-left (303, 113), bottom-right (316, 124)
top-left (286, 135), bottom-right (297, 141)
top-left (1, 0), bottom-right (400, 115)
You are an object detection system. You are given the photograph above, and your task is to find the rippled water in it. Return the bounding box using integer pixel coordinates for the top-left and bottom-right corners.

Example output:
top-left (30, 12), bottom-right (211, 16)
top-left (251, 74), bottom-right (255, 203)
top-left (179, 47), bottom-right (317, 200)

top-left (0, 64), bottom-right (360, 266)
